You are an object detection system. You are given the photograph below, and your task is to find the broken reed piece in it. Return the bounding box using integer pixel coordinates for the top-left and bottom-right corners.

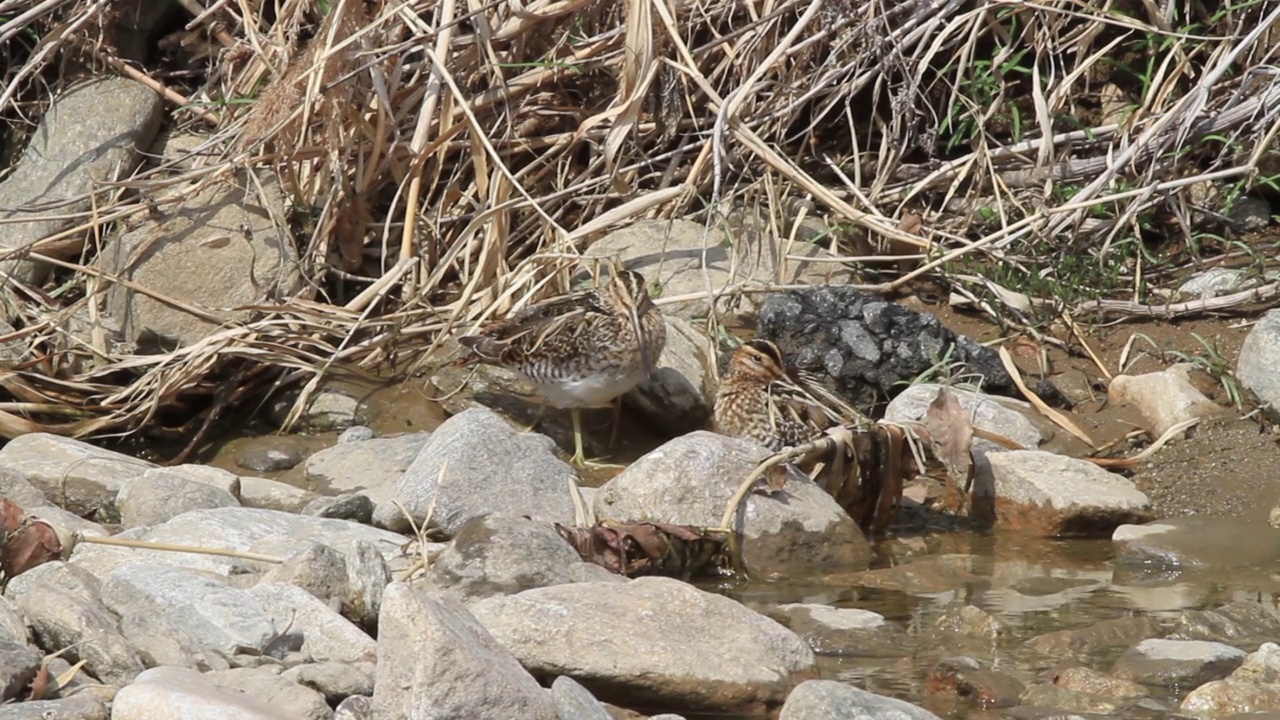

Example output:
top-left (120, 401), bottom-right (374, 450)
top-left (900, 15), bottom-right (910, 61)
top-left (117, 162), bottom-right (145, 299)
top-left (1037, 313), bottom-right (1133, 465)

top-left (69, 533), bottom-right (285, 564)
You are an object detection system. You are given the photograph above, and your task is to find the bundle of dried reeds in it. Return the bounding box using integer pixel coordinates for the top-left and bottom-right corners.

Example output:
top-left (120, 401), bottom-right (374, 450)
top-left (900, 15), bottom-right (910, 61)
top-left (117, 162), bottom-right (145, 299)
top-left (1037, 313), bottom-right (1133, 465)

top-left (1, 0), bottom-right (1278, 444)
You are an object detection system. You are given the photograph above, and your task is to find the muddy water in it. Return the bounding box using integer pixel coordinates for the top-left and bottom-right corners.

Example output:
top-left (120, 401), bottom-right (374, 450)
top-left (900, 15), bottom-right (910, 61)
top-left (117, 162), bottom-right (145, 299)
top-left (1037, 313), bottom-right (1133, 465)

top-left (712, 530), bottom-right (1280, 718)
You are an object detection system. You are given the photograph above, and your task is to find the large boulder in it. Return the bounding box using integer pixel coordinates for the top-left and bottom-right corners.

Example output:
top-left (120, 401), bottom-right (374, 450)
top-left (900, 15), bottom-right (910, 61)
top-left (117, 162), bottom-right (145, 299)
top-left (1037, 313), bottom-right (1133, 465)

top-left (470, 576), bottom-right (817, 716)
top-left (593, 432), bottom-right (871, 577)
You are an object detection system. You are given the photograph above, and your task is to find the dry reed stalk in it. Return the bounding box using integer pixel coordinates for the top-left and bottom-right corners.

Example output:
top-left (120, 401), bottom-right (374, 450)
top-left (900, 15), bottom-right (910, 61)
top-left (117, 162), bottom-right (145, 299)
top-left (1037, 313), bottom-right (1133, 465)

top-left (0, 0), bottom-right (1276, 440)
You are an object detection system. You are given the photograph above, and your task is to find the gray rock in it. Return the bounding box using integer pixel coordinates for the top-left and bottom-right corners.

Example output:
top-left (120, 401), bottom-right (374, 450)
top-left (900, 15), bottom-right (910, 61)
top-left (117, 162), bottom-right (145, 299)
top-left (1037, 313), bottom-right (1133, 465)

top-left (6, 564), bottom-right (144, 686)
top-left (1169, 601), bottom-right (1280, 648)
top-left (1110, 638), bottom-right (1246, 688)
top-left (136, 464), bottom-right (241, 499)
top-left (338, 426), bottom-right (377, 443)
top-left (0, 641), bottom-right (43, 700)
top-left (111, 666), bottom-right (300, 720)
top-left (854, 553), bottom-right (983, 595)
top-left (292, 389), bottom-right (363, 432)
top-left (342, 540), bottom-right (392, 632)
top-left (1182, 642), bottom-right (1280, 714)
top-left (236, 446), bottom-right (307, 474)
top-left (266, 387), bottom-right (367, 434)
top-left (119, 610), bottom-right (230, 672)
top-left (334, 695), bottom-right (372, 720)
top-left (1026, 616), bottom-right (1164, 658)
top-left (8, 561), bottom-right (102, 601)
top-left (884, 383), bottom-right (1046, 455)
top-left (116, 470), bottom-right (240, 528)
top-left (237, 476), bottom-right (318, 513)
top-left (1051, 665), bottom-right (1148, 702)
top-left (424, 513), bottom-right (591, 600)
top-left (0, 433), bottom-right (153, 521)
top-left (24, 504), bottom-right (109, 541)
top-left (0, 595), bottom-right (31, 645)
top-left (0, 467), bottom-right (49, 509)
top-left (766, 604), bottom-right (911, 657)
top-left (1228, 195), bottom-right (1273, 231)
top-left (303, 493), bottom-right (374, 523)
top-left (582, 218), bottom-right (854, 322)
top-left (257, 541), bottom-right (349, 604)
top-left (623, 315), bottom-right (713, 434)
top-left (593, 432), bottom-right (870, 577)
top-left (377, 407), bottom-right (577, 536)
top-left (1017, 682), bottom-right (1129, 714)
top-left (978, 450), bottom-right (1152, 537)
top-left (470, 576), bottom-right (816, 716)
top-left (1177, 267), bottom-right (1264, 300)
top-left (68, 507), bottom-right (407, 580)
top-left (551, 675), bottom-right (613, 720)
top-left (101, 564), bottom-right (278, 662)
top-left (282, 661), bottom-right (375, 704)
top-left (102, 168), bottom-right (303, 350)
top-left (304, 433), bottom-right (429, 497)
top-left (0, 696), bottom-right (108, 720)
top-left (1108, 364), bottom-right (1222, 438)
top-left (921, 656), bottom-right (1024, 708)
top-left (1113, 517), bottom-right (1280, 571)
top-left (205, 666), bottom-right (333, 720)
top-left (371, 583), bottom-right (558, 720)
top-left (0, 77), bottom-right (162, 286)
top-left (930, 605), bottom-right (1010, 645)
top-left (1238, 308), bottom-right (1280, 413)
top-left (248, 582), bottom-right (377, 664)
top-left (1182, 678), bottom-right (1280, 715)
top-left (777, 679), bottom-right (943, 719)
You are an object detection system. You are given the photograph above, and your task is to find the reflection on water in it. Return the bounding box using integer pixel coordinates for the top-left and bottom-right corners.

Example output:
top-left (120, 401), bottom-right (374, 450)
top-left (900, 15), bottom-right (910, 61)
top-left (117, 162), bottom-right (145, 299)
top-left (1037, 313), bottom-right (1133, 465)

top-left (703, 530), bottom-right (1280, 719)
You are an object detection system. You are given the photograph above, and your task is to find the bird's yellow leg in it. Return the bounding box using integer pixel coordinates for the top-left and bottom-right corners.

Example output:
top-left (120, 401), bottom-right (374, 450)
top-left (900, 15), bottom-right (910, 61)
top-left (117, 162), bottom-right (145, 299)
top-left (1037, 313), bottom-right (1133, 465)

top-left (569, 406), bottom-right (624, 469)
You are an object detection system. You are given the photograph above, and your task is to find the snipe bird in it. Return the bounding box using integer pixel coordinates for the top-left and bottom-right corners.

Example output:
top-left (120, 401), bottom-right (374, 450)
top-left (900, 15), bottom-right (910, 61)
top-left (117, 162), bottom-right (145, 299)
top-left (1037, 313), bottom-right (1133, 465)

top-left (713, 338), bottom-right (866, 452)
top-left (456, 268), bottom-right (667, 467)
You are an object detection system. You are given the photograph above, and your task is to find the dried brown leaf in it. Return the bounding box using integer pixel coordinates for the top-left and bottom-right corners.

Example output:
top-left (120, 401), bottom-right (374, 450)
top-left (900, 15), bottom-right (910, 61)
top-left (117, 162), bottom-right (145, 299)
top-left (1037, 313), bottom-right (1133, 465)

top-left (555, 521), bottom-right (727, 580)
top-left (0, 499), bottom-right (23, 535)
top-left (26, 661), bottom-right (49, 701)
top-left (1, 519), bottom-right (63, 581)
top-left (923, 387), bottom-right (974, 484)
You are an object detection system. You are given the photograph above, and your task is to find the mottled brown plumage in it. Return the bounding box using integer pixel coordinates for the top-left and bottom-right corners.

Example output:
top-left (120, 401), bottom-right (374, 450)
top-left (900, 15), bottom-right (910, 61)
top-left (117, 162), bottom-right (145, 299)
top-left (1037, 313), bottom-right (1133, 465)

top-left (713, 339), bottom-right (866, 451)
top-left (457, 268), bottom-right (666, 465)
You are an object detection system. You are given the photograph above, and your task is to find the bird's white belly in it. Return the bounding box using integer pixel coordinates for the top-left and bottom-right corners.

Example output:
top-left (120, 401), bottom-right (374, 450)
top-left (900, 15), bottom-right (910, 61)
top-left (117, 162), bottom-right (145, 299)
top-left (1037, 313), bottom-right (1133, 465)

top-left (531, 364), bottom-right (649, 408)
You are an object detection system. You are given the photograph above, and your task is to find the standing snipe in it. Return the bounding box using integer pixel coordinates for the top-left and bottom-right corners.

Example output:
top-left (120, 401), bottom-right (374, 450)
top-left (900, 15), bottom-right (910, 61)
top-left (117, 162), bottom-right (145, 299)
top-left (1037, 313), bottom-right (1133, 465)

top-left (713, 338), bottom-right (866, 452)
top-left (455, 267), bottom-right (667, 466)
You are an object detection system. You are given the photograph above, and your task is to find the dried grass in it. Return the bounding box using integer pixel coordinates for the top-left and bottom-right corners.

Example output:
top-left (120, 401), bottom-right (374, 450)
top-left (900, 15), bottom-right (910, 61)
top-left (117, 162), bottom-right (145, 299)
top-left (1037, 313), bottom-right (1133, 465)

top-left (1, 0), bottom-right (1279, 443)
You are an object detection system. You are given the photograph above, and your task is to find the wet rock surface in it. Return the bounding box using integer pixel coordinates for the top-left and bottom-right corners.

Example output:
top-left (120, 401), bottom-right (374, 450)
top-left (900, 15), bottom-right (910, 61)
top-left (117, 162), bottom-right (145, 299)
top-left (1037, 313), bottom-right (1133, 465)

top-left (1112, 516), bottom-right (1280, 571)
top-left (764, 603), bottom-right (913, 657)
top-left (779, 679), bottom-right (943, 719)
top-left (1109, 638), bottom-right (1245, 688)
